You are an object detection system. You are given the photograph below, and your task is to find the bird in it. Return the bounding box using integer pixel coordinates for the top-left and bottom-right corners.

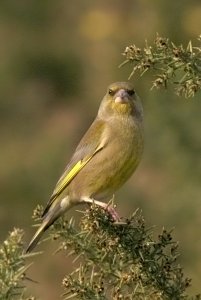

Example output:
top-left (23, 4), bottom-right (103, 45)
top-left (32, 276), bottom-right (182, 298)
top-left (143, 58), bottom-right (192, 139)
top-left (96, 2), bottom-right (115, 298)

top-left (26, 82), bottom-right (144, 252)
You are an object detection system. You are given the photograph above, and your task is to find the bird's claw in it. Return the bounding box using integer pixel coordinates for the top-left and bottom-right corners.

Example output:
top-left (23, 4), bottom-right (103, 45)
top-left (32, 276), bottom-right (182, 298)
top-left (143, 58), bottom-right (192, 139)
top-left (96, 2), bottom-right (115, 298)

top-left (105, 205), bottom-right (121, 222)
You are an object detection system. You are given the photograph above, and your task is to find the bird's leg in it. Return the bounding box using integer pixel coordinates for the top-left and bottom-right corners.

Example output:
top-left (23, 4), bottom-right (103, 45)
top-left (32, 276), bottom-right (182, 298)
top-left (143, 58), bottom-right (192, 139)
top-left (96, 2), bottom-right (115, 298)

top-left (82, 197), bottom-right (121, 221)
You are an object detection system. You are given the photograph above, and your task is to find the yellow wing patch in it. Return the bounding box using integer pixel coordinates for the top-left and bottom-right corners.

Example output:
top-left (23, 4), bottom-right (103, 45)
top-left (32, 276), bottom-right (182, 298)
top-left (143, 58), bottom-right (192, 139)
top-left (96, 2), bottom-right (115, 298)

top-left (42, 147), bottom-right (103, 218)
top-left (52, 145), bottom-right (103, 199)
top-left (55, 155), bottom-right (93, 196)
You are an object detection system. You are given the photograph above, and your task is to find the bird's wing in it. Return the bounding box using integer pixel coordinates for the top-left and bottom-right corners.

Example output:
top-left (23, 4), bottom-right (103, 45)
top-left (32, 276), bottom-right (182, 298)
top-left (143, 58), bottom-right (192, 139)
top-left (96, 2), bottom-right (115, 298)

top-left (42, 118), bottom-right (107, 217)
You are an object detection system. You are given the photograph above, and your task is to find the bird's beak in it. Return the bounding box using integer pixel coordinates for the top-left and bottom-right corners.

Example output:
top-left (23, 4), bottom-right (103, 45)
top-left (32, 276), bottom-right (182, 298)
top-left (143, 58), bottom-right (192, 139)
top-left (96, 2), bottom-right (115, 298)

top-left (114, 89), bottom-right (129, 103)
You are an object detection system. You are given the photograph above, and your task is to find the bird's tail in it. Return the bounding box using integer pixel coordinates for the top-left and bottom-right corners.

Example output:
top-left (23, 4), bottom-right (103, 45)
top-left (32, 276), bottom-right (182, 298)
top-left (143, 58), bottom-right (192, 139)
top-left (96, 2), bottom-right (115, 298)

top-left (26, 197), bottom-right (72, 253)
top-left (25, 219), bottom-right (50, 253)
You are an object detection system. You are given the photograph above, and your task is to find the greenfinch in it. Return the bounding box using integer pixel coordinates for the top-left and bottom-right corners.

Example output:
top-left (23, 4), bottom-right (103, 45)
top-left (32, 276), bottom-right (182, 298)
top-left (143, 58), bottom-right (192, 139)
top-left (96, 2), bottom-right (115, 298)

top-left (26, 82), bottom-right (144, 252)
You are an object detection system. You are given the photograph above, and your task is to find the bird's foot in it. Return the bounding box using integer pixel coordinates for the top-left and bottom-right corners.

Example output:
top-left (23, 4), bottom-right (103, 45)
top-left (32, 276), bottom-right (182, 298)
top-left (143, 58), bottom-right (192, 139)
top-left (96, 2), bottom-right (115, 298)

top-left (82, 197), bottom-right (121, 222)
top-left (105, 204), bottom-right (121, 222)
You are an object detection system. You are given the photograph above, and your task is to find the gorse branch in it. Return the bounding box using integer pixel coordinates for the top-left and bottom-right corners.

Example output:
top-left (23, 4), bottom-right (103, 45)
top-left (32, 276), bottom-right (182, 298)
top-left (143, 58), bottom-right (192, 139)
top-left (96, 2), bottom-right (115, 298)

top-left (1, 206), bottom-right (200, 299)
top-left (32, 205), bottom-right (200, 300)
top-left (0, 228), bottom-right (36, 300)
top-left (120, 34), bottom-right (201, 97)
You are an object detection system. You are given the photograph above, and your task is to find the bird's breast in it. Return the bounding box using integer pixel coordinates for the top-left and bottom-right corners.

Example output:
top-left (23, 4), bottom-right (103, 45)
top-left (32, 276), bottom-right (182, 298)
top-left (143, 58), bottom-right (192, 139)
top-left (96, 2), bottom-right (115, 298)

top-left (68, 116), bottom-right (144, 201)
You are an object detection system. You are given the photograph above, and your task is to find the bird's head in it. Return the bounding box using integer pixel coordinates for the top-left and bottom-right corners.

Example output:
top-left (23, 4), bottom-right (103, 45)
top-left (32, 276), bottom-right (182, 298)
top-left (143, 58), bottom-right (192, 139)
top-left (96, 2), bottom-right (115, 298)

top-left (98, 82), bottom-right (143, 121)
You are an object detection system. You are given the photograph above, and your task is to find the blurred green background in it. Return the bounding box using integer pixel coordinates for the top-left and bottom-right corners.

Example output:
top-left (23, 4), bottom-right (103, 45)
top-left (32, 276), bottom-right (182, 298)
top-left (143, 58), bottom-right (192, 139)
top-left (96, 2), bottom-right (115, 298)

top-left (0, 1), bottom-right (201, 299)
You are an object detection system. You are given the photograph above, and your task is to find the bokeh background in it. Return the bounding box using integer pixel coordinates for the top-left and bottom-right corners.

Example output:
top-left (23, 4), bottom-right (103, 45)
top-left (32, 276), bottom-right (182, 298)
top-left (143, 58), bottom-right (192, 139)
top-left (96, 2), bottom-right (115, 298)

top-left (0, 1), bottom-right (201, 299)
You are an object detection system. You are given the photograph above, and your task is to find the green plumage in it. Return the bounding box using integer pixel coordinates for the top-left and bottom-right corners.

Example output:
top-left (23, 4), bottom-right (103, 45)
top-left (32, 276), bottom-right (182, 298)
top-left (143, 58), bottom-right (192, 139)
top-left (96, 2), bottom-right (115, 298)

top-left (26, 82), bottom-right (144, 252)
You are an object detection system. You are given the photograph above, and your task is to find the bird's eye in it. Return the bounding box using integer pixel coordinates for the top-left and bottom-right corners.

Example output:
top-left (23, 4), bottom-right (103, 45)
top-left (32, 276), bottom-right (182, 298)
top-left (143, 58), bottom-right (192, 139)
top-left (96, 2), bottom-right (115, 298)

top-left (108, 89), bottom-right (114, 95)
top-left (127, 89), bottom-right (135, 96)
